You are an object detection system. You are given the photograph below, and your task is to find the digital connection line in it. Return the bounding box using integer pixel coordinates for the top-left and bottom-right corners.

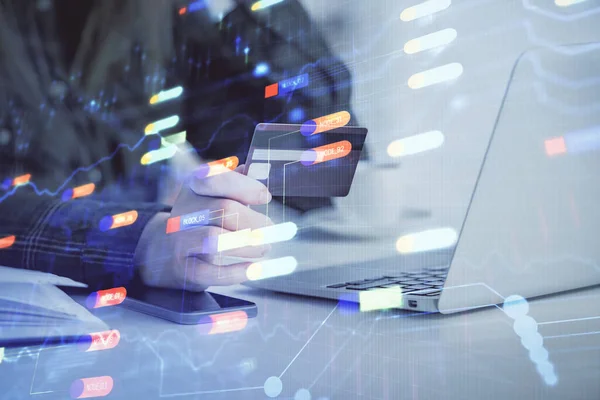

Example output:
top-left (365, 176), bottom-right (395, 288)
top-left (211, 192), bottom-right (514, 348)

top-left (279, 304), bottom-right (338, 379)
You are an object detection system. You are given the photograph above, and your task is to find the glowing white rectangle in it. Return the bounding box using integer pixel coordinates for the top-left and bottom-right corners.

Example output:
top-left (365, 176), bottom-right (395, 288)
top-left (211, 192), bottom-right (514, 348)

top-left (251, 0), bottom-right (285, 11)
top-left (387, 130), bottom-right (444, 158)
top-left (250, 222), bottom-right (298, 246)
top-left (408, 63), bottom-right (463, 89)
top-left (359, 286), bottom-right (403, 312)
top-left (251, 148), bottom-right (305, 161)
top-left (215, 222), bottom-right (298, 252)
top-left (555, 0), bottom-right (588, 6)
top-left (247, 163), bottom-right (271, 180)
top-left (396, 227), bottom-right (458, 254)
top-left (401, 0), bottom-right (451, 22)
top-left (246, 256), bottom-right (298, 281)
top-left (404, 28), bottom-right (457, 55)
top-left (149, 86), bottom-right (183, 105)
top-left (145, 115), bottom-right (180, 135)
top-left (217, 229), bottom-right (252, 252)
top-left (140, 146), bottom-right (177, 165)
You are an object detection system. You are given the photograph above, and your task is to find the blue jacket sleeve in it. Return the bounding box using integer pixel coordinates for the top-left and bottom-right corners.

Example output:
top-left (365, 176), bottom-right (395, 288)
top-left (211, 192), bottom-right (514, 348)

top-left (0, 186), bottom-right (169, 291)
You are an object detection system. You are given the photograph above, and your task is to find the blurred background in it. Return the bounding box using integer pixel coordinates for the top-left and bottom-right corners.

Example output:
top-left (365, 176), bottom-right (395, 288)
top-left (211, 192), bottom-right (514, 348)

top-left (282, 0), bottom-right (600, 233)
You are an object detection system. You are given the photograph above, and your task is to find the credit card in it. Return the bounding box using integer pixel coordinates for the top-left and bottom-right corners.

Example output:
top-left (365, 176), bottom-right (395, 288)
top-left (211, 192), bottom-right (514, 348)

top-left (244, 123), bottom-right (368, 197)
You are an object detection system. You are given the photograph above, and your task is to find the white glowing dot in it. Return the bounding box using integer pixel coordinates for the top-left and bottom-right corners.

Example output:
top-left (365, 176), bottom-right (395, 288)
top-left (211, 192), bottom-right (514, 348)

top-left (264, 376), bottom-right (283, 398)
top-left (536, 361), bottom-right (554, 377)
top-left (387, 130), bottom-right (444, 158)
top-left (401, 0), bottom-right (452, 22)
top-left (545, 374), bottom-right (558, 386)
top-left (295, 388), bottom-right (312, 400)
top-left (529, 347), bottom-right (549, 364)
top-left (513, 315), bottom-right (538, 338)
top-left (408, 63), bottom-right (463, 89)
top-left (503, 294), bottom-right (529, 319)
top-left (521, 332), bottom-right (544, 351)
top-left (404, 28), bottom-right (457, 55)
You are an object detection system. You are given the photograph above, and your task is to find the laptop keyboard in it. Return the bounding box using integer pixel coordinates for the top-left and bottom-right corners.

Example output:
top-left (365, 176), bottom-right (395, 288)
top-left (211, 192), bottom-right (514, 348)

top-left (325, 266), bottom-right (449, 297)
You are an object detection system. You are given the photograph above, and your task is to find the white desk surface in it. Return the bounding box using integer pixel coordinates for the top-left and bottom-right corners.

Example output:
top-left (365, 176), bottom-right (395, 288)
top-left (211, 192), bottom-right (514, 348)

top-left (3, 237), bottom-right (600, 400)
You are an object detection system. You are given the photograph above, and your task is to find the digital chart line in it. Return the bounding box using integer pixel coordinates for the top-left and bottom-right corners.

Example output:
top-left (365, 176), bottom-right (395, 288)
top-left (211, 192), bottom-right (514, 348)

top-left (279, 303), bottom-right (338, 379)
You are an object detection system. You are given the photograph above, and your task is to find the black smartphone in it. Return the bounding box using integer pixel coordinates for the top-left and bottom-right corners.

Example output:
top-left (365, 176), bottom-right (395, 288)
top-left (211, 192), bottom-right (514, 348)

top-left (122, 286), bottom-right (257, 325)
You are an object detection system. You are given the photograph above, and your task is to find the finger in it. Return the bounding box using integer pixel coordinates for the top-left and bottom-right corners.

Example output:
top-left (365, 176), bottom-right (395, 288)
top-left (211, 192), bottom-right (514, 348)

top-left (235, 164), bottom-right (245, 174)
top-left (203, 198), bottom-right (273, 231)
top-left (187, 261), bottom-right (253, 287)
top-left (189, 170), bottom-right (271, 205)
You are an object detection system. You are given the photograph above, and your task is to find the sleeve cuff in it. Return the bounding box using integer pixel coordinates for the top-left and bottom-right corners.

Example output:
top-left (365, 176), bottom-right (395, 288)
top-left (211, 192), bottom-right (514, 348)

top-left (31, 198), bottom-right (170, 291)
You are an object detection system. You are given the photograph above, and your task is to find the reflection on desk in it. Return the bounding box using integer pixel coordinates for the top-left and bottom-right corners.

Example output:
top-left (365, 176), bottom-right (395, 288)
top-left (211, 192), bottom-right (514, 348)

top-left (1, 283), bottom-right (600, 399)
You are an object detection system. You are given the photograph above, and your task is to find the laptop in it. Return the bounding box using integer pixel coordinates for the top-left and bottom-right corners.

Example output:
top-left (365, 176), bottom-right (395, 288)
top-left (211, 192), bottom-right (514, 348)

top-left (245, 44), bottom-right (600, 313)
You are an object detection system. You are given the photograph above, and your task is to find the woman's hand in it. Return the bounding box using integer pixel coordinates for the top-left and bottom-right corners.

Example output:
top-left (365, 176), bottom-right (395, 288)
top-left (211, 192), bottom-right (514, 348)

top-left (134, 166), bottom-right (273, 291)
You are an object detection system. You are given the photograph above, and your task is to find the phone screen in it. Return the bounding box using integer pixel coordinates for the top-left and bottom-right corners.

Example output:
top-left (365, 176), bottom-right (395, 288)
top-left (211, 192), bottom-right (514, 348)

top-left (123, 286), bottom-right (257, 325)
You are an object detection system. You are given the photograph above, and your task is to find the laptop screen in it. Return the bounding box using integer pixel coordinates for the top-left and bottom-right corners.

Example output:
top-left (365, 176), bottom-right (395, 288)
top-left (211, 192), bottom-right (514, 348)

top-left (440, 44), bottom-right (600, 313)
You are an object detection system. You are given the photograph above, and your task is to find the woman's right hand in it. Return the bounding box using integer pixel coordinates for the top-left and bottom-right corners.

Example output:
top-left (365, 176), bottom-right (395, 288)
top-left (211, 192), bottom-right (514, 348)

top-left (134, 165), bottom-right (273, 291)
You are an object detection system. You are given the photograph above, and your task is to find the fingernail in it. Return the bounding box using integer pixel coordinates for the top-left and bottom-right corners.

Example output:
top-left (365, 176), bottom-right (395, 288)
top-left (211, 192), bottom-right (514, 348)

top-left (260, 189), bottom-right (272, 204)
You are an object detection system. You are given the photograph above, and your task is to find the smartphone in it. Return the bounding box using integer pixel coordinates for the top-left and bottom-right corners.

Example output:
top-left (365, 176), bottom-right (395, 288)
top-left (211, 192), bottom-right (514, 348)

top-left (122, 286), bottom-right (257, 325)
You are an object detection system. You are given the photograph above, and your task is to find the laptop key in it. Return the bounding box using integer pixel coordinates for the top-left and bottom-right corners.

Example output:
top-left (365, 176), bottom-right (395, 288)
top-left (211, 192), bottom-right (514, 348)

top-left (346, 279), bottom-right (370, 285)
top-left (407, 273), bottom-right (434, 278)
top-left (426, 266), bottom-right (450, 272)
top-left (346, 277), bottom-right (388, 285)
top-left (378, 284), bottom-right (402, 289)
top-left (399, 289), bottom-right (418, 294)
top-left (404, 284), bottom-right (433, 290)
top-left (346, 281), bottom-right (388, 290)
top-left (326, 283), bottom-right (348, 289)
top-left (395, 280), bottom-right (424, 285)
top-left (416, 277), bottom-right (440, 282)
top-left (411, 289), bottom-right (440, 296)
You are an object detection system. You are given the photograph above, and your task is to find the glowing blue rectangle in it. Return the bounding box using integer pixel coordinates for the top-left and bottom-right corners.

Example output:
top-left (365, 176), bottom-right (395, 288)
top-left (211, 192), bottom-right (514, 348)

top-left (278, 74), bottom-right (309, 95)
top-left (188, 0), bottom-right (206, 12)
top-left (565, 126), bottom-right (600, 154)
